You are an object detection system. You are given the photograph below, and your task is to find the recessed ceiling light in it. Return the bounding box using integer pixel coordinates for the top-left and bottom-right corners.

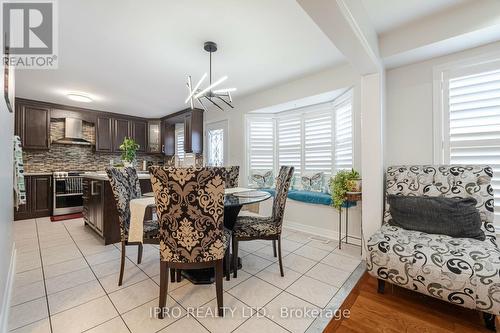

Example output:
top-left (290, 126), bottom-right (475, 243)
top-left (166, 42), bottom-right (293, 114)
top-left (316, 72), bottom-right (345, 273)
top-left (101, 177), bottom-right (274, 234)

top-left (66, 93), bottom-right (93, 103)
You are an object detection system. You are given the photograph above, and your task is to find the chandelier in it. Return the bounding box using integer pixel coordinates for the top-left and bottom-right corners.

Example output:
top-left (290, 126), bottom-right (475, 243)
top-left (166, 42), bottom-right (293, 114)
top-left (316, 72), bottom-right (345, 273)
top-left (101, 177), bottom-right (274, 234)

top-left (185, 41), bottom-right (236, 111)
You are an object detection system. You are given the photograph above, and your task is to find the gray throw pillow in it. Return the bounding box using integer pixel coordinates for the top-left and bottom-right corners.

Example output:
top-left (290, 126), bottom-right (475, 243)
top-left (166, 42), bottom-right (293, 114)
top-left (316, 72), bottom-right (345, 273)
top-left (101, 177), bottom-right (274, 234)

top-left (387, 195), bottom-right (485, 241)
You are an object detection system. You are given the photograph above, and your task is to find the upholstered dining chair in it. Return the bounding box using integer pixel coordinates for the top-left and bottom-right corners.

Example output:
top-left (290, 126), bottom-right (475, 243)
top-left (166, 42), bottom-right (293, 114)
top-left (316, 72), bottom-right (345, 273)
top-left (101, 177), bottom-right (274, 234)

top-left (150, 166), bottom-right (230, 318)
top-left (106, 167), bottom-right (159, 286)
top-left (224, 166), bottom-right (240, 188)
top-left (232, 166), bottom-right (294, 278)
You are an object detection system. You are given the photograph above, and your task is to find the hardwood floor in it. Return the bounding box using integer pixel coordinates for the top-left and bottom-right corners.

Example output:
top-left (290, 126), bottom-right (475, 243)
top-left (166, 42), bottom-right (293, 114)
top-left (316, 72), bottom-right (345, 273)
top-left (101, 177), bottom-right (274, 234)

top-left (325, 274), bottom-right (492, 333)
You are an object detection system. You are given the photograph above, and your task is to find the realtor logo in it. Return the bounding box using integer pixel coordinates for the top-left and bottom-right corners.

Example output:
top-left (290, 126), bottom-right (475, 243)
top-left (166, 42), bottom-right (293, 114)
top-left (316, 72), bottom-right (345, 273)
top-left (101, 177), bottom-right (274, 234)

top-left (2, 0), bottom-right (58, 69)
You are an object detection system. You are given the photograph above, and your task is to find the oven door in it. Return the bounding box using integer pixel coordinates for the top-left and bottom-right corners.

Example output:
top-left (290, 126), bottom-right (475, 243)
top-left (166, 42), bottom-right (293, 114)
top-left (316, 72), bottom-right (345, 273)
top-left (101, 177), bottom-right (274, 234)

top-left (53, 177), bottom-right (84, 216)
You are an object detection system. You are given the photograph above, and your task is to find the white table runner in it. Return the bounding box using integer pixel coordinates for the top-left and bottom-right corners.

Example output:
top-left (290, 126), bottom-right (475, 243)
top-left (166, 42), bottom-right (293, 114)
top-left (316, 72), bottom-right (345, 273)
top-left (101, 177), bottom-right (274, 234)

top-left (128, 187), bottom-right (255, 243)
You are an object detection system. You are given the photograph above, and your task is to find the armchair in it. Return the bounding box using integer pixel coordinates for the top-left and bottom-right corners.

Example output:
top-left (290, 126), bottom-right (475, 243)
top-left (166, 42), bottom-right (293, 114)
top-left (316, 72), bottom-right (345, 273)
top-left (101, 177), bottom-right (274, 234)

top-left (367, 165), bottom-right (499, 329)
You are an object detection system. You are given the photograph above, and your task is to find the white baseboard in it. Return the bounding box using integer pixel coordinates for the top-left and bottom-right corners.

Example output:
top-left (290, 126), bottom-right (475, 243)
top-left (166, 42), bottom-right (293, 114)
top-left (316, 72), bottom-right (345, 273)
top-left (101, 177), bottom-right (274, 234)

top-left (0, 244), bottom-right (16, 333)
top-left (283, 220), bottom-right (361, 243)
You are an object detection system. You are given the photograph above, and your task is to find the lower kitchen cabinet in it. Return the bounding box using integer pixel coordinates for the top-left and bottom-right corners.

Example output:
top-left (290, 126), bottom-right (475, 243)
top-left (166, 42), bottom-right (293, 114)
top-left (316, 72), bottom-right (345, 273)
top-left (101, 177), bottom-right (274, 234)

top-left (83, 177), bottom-right (153, 245)
top-left (14, 175), bottom-right (53, 221)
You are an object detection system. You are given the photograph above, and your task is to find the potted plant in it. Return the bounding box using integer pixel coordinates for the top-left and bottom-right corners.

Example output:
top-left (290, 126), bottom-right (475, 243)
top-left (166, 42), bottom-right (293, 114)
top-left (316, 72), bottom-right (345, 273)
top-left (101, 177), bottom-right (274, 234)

top-left (119, 137), bottom-right (140, 167)
top-left (329, 169), bottom-right (361, 210)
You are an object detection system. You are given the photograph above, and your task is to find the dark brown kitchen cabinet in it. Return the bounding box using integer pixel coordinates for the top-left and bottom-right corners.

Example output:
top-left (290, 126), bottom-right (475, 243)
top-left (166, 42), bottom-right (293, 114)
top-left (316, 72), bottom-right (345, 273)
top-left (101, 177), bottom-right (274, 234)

top-left (95, 116), bottom-right (113, 152)
top-left (113, 118), bottom-right (131, 152)
top-left (14, 175), bottom-right (52, 221)
top-left (83, 177), bottom-right (153, 245)
top-left (31, 176), bottom-right (52, 216)
top-left (161, 108), bottom-right (204, 156)
top-left (15, 103), bottom-right (50, 150)
top-left (147, 121), bottom-right (162, 153)
top-left (131, 120), bottom-right (147, 153)
top-left (83, 178), bottom-right (104, 236)
top-left (183, 109), bottom-right (203, 154)
top-left (162, 121), bottom-right (175, 156)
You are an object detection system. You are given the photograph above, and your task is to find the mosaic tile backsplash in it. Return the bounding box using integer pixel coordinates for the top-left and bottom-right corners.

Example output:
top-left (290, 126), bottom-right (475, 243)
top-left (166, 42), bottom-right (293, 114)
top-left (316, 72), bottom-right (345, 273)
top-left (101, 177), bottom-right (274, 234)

top-left (23, 144), bottom-right (164, 172)
top-left (23, 120), bottom-right (164, 172)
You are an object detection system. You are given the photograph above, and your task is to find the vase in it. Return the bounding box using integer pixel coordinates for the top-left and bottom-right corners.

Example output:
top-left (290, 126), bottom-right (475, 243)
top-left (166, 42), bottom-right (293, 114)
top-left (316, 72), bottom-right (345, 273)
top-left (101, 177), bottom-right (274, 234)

top-left (347, 179), bottom-right (362, 192)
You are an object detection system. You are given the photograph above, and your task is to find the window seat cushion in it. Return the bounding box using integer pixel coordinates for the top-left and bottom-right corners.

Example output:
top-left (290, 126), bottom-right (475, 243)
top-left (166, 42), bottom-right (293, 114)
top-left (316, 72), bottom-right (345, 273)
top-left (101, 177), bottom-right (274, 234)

top-left (288, 190), bottom-right (332, 205)
top-left (259, 188), bottom-right (356, 207)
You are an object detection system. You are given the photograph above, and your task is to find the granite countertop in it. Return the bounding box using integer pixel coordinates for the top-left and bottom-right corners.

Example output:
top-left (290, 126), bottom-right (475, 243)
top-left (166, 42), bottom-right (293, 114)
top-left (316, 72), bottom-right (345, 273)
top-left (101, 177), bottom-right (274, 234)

top-left (83, 172), bottom-right (151, 181)
top-left (23, 172), bottom-right (53, 176)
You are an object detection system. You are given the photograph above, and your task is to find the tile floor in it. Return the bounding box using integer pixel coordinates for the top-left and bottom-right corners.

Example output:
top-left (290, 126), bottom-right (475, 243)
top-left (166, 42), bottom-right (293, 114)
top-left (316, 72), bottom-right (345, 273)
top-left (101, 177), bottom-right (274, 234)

top-left (9, 217), bottom-right (362, 333)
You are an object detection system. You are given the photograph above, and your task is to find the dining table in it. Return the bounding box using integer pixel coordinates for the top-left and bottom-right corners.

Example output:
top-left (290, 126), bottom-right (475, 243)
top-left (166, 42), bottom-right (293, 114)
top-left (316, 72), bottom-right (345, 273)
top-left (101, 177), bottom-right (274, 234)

top-left (129, 187), bottom-right (272, 284)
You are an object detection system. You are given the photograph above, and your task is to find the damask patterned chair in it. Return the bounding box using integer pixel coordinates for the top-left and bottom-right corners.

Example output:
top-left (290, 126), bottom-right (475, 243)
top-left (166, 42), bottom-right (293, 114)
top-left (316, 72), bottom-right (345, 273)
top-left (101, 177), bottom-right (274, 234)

top-left (150, 166), bottom-right (230, 318)
top-left (105, 167), bottom-right (159, 286)
top-left (232, 166), bottom-right (294, 278)
top-left (367, 165), bottom-right (500, 329)
top-left (224, 166), bottom-right (240, 188)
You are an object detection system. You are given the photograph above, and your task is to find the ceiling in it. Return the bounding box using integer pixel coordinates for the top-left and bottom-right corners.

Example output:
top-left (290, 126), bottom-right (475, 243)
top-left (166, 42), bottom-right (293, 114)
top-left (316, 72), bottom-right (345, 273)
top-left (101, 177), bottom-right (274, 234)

top-left (15, 0), bottom-right (344, 118)
top-left (360, 0), bottom-right (468, 34)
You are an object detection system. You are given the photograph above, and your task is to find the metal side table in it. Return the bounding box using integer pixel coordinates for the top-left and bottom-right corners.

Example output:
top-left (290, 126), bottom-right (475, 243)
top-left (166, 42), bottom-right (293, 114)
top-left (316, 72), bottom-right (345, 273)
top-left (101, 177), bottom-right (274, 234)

top-left (338, 192), bottom-right (362, 254)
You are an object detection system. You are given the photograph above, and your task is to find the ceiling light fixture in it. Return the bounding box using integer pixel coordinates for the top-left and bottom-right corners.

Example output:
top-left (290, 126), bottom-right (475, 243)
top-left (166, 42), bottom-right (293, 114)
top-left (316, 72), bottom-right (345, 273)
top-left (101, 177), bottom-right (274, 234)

top-left (66, 93), bottom-right (93, 103)
top-left (185, 41), bottom-right (236, 111)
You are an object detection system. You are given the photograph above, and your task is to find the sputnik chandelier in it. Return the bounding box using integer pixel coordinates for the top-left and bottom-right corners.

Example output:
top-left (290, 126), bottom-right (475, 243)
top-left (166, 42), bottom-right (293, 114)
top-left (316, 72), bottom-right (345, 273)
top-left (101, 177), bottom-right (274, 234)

top-left (185, 41), bottom-right (236, 111)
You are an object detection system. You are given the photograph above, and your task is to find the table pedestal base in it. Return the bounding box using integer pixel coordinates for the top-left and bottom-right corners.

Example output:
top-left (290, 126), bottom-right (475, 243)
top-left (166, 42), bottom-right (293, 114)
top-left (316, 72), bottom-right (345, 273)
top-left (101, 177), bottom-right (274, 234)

top-left (181, 256), bottom-right (242, 284)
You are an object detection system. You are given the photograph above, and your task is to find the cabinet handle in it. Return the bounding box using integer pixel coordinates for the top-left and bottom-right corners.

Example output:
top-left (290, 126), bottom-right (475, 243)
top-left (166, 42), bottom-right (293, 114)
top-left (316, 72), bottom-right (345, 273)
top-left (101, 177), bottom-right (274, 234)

top-left (162, 144), bottom-right (164, 153)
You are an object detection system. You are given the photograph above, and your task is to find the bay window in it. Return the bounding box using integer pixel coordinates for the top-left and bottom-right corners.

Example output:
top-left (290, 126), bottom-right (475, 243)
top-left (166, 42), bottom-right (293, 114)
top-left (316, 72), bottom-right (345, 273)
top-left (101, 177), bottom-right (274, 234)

top-left (247, 90), bottom-right (353, 181)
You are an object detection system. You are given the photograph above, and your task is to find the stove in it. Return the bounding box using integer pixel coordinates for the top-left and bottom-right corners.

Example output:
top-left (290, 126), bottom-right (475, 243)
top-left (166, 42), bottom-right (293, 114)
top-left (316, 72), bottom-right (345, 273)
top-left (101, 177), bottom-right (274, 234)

top-left (53, 171), bottom-right (84, 216)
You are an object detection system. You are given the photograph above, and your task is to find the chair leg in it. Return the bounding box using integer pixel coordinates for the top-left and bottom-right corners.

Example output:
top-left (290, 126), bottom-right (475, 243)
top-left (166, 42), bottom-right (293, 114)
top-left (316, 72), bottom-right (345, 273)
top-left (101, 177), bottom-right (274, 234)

top-left (158, 262), bottom-right (169, 319)
top-left (483, 312), bottom-right (496, 331)
top-left (176, 269), bottom-right (181, 282)
top-left (215, 260), bottom-right (224, 317)
top-left (272, 240), bottom-right (277, 257)
top-left (225, 247), bottom-right (231, 281)
top-left (232, 236), bottom-right (238, 278)
top-left (277, 237), bottom-right (284, 277)
top-left (119, 241), bottom-right (126, 286)
top-left (377, 279), bottom-right (385, 294)
top-left (137, 243), bottom-right (143, 264)
top-left (170, 268), bottom-right (176, 283)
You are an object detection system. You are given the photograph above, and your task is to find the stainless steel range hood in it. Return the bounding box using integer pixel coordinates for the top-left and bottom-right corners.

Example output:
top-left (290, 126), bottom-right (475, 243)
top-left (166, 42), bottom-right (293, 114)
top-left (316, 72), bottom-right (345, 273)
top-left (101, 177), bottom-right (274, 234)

top-left (55, 118), bottom-right (93, 145)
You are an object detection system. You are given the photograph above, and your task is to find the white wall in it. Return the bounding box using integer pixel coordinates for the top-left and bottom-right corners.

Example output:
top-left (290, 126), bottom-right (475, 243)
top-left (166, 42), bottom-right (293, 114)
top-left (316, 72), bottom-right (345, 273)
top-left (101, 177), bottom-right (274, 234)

top-left (0, 64), bottom-right (14, 327)
top-left (385, 41), bottom-right (500, 166)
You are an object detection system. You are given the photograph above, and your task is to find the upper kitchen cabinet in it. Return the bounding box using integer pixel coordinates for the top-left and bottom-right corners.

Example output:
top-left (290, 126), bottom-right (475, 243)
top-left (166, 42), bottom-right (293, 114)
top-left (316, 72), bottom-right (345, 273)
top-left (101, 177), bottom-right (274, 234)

top-left (95, 116), bottom-right (113, 152)
top-left (185, 109), bottom-right (203, 154)
top-left (131, 120), bottom-right (147, 153)
top-left (147, 120), bottom-right (162, 154)
top-left (15, 101), bottom-right (51, 150)
top-left (162, 121), bottom-right (175, 156)
top-left (161, 108), bottom-right (204, 156)
top-left (113, 118), bottom-right (131, 152)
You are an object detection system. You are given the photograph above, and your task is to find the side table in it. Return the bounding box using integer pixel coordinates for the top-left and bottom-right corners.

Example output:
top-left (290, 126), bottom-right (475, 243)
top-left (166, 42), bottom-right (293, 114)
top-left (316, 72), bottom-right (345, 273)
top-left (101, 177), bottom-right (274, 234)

top-left (338, 192), bottom-right (362, 254)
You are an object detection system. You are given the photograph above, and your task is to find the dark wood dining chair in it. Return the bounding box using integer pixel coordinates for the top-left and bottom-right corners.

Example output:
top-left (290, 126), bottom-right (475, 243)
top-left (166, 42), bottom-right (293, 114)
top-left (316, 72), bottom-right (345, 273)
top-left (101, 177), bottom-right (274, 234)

top-left (105, 167), bottom-right (159, 286)
top-left (150, 166), bottom-right (230, 318)
top-left (232, 166), bottom-right (294, 278)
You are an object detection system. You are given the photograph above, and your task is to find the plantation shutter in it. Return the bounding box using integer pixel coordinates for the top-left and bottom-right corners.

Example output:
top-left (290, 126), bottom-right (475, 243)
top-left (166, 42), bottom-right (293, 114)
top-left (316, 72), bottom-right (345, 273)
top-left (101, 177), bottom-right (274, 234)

top-left (248, 118), bottom-right (275, 171)
top-left (334, 94), bottom-right (353, 171)
top-left (447, 68), bottom-right (500, 224)
top-left (175, 129), bottom-right (184, 162)
top-left (304, 111), bottom-right (333, 175)
top-left (277, 117), bottom-right (302, 175)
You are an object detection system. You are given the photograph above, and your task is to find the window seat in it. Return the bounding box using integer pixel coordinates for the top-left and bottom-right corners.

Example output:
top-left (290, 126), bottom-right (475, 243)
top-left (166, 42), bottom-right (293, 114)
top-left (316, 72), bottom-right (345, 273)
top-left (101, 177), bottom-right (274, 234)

top-left (259, 188), bottom-right (356, 207)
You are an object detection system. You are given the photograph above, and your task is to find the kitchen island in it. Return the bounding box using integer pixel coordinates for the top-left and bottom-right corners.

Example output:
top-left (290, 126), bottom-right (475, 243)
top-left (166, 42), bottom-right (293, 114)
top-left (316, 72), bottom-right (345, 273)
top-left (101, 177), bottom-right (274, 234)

top-left (82, 172), bottom-right (153, 244)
